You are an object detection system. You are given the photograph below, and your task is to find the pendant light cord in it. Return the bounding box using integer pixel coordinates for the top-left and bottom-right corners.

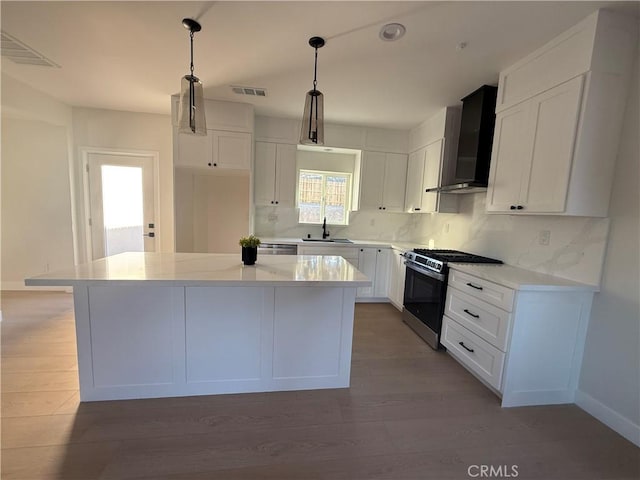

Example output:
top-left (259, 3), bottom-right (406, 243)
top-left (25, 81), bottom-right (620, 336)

top-left (313, 47), bottom-right (318, 92)
top-left (190, 30), bottom-right (195, 77)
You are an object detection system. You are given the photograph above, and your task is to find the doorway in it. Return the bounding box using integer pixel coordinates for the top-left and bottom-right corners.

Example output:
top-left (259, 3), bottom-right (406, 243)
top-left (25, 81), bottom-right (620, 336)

top-left (82, 149), bottom-right (159, 260)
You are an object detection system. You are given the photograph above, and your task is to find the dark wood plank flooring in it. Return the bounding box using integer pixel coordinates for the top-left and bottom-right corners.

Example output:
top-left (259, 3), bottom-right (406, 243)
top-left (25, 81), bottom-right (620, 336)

top-left (1, 291), bottom-right (638, 479)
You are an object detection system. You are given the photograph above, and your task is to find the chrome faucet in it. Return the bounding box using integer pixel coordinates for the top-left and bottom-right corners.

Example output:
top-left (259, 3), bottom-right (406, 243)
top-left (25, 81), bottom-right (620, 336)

top-left (322, 217), bottom-right (330, 239)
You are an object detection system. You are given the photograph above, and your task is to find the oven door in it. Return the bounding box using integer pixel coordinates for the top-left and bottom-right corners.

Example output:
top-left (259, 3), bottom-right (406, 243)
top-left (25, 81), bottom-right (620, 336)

top-left (403, 263), bottom-right (447, 337)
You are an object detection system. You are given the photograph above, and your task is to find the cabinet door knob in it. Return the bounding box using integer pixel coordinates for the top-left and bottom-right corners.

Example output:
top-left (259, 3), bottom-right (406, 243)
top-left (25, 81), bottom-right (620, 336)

top-left (510, 205), bottom-right (516, 210)
top-left (213, 163), bottom-right (217, 167)
top-left (516, 205), bottom-right (524, 210)
top-left (414, 208), bottom-right (421, 211)
top-left (275, 201), bottom-right (279, 204)
top-left (378, 207), bottom-right (382, 210)
top-left (382, 207), bottom-right (386, 210)
top-left (270, 201), bottom-right (274, 204)
top-left (207, 163), bottom-right (212, 167)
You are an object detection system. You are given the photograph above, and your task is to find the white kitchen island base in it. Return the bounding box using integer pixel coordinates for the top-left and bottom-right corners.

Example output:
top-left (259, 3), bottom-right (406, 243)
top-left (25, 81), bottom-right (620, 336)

top-left (26, 253), bottom-right (369, 401)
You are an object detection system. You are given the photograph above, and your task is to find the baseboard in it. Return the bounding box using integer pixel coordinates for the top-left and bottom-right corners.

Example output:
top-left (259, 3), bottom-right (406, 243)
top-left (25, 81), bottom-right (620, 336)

top-left (2, 281), bottom-right (70, 292)
top-left (575, 389), bottom-right (640, 447)
top-left (355, 297), bottom-right (390, 303)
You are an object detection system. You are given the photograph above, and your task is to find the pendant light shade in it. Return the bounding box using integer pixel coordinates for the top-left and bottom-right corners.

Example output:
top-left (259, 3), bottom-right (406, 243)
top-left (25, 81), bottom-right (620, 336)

top-left (178, 18), bottom-right (207, 136)
top-left (300, 36), bottom-right (325, 145)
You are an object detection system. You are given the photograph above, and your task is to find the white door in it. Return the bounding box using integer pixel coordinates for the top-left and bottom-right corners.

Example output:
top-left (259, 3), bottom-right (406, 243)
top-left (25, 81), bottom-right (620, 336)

top-left (359, 151), bottom-right (385, 210)
top-left (486, 102), bottom-right (531, 212)
top-left (254, 142), bottom-right (277, 205)
top-left (404, 148), bottom-right (426, 212)
top-left (520, 75), bottom-right (583, 213)
top-left (86, 152), bottom-right (156, 260)
top-left (422, 139), bottom-right (444, 213)
top-left (382, 153), bottom-right (408, 212)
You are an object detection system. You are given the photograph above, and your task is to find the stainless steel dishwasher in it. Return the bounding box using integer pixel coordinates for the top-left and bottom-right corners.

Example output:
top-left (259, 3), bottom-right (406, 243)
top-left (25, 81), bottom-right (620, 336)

top-left (257, 243), bottom-right (298, 255)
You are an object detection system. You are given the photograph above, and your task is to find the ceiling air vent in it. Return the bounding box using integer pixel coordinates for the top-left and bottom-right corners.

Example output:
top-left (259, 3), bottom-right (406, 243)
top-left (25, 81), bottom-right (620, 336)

top-left (231, 86), bottom-right (267, 97)
top-left (1, 31), bottom-right (60, 67)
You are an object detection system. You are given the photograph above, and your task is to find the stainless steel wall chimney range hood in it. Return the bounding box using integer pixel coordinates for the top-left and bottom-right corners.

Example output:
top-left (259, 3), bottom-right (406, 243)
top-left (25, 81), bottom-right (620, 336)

top-left (426, 85), bottom-right (498, 194)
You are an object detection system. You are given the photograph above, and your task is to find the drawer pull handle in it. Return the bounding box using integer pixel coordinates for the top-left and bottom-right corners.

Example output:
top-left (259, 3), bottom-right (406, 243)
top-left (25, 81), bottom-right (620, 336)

top-left (463, 309), bottom-right (479, 319)
top-left (466, 282), bottom-right (483, 291)
top-left (459, 341), bottom-right (475, 353)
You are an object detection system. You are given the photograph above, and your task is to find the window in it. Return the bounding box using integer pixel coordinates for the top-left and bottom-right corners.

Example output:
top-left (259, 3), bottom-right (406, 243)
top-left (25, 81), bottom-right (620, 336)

top-left (298, 169), bottom-right (351, 225)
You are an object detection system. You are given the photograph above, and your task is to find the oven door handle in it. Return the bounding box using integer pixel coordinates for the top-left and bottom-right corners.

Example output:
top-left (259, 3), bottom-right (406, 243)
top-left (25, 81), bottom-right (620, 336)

top-left (404, 261), bottom-right (446, 282)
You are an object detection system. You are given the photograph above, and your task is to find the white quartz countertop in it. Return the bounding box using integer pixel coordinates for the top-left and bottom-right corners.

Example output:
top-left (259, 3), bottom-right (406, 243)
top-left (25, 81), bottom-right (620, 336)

top-left (25, 252), bottom-right (372, 288)
top-left (449, 263), bottom-right (599, 292)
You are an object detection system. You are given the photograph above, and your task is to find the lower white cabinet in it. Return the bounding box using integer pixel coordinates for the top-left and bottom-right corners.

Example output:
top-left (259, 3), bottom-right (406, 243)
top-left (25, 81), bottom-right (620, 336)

top-left (356, 247), bottom-right (390, 300)
top-left (442, 266), bottom-right (594, 407)
top-left (297, 245), bottom-right (359, 267)
top-left (388, 248), bottom-right (406, 311)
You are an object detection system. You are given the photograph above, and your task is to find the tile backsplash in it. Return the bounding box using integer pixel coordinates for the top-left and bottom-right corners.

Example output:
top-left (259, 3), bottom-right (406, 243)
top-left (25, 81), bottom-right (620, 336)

top-left (254, 193), bottom-right (608, 286)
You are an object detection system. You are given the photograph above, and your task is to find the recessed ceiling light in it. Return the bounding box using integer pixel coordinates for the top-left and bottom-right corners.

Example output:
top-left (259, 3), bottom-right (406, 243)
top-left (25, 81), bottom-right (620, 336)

top-left (379, 23), bottom-right (406, 42)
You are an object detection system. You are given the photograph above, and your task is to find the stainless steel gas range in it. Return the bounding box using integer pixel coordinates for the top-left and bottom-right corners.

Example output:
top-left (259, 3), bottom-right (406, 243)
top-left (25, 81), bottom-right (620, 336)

top-left (401, 249), bottom-right (502, 349)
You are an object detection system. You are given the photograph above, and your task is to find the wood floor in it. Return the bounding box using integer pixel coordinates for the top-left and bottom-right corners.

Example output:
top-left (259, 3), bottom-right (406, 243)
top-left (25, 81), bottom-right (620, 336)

top-left (1, 291), bottom-right (638, 480)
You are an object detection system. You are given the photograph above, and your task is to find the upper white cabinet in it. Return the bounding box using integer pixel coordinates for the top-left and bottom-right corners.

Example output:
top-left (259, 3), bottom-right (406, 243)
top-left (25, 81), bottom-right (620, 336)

top-left (487, 10), bottom-right (636, 217)
top-left (359, 151), bottom-right (408, 212)
top-left (406, 107), bottom-right (460, 214)
top-left (175, 130), bottom-right (252, 170)
top-left (254, 142), bottom-right (296, 207)
top-left (404, 140), bottom-right (458, 214)
top-left (488, 76), bottom-right (583, 213)
top-left (172, 96), bottom-right (254, 171)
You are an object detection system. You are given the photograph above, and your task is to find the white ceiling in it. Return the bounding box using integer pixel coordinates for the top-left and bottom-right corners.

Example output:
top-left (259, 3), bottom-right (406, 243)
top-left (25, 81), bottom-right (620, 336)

top-left (2, 1), bottom-right (638, 130)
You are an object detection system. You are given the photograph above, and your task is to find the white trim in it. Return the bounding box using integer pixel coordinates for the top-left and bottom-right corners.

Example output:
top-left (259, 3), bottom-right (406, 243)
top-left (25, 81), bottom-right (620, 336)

top-left (575, 389), bottom-right (640, 447)
top-left (79, 146), bottom-right (161, 261)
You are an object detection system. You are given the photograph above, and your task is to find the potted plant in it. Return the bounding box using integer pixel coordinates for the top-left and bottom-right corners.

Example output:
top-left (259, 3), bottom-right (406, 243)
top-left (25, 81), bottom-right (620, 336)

top-left (239, 235), bottom-right (261, 265)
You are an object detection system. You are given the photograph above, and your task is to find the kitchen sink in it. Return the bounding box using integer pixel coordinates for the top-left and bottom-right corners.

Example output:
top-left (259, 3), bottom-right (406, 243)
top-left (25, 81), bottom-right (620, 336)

top-left (301, 238), bottom-right (352, 244)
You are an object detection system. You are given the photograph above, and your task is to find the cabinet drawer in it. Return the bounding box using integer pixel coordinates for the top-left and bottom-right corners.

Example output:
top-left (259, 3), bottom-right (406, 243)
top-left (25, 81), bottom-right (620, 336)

top-left (441, 316), bottom-right (505, 391)
top-left (448, 269), bottom-right (515, 311)
top-left (445, 287), bottom-right (511, 351)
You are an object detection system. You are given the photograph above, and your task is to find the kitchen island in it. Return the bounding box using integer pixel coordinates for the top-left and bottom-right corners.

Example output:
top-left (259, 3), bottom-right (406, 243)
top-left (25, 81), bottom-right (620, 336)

top-left (25, 252), bottom-right (370, 401)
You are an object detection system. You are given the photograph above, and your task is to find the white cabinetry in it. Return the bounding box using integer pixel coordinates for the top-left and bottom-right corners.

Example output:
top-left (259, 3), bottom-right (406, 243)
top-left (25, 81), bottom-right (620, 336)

top-left (442, 266), bottom-right (594, 407)
top-left (356, 247), bottom-right (390, 300)
top-left (297, 245), bottom-right (359, 268)
top-left (254, 142), bottom-right (296, 207)
top-left (404, 140), bottom-right (457, 213)
top-left (388, 248), bottom-right (406, 311)
top-left (359, 151), bottom-right (407, 212)
top-left (175, 130), bottom-right (252, 170)
top-left (488, 76), bottom-right (583, 213)
top-left (487, 10), bottom-right (636, 217)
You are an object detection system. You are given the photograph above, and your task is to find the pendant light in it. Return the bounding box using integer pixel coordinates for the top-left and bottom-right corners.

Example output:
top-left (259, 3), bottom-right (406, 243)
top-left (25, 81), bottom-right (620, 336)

top-left (299, 36), bottom-right (325, 145)
top-left (178, 18), bottom-right (206, 135)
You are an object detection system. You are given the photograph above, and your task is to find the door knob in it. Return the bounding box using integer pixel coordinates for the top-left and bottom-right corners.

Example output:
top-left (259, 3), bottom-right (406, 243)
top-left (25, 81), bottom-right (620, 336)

top-left (143, 232), bottom-right (155, 238)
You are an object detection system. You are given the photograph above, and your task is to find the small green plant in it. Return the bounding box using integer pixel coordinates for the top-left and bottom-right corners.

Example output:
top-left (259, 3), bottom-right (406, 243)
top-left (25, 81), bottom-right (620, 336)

top-left (239, 235), bottom-right (261, 248)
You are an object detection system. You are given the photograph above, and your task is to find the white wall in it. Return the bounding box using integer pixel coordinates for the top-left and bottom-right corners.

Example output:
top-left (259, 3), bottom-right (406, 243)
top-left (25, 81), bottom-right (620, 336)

top-left (576, 51), bottom-right (640, 446)
top-left (72, 108), bottom-right (174, 259)
top-left (1, 73), bottom-right (76, 289)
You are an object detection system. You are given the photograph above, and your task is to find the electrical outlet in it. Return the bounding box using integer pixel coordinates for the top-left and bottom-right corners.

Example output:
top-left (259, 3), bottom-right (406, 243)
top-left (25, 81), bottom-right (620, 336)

top-left (370, 219), bottom-right (375, 227)
top-left (539, 230), bottom-right (551, 246)
top-left (267, 213), bottom-right (278, 222)
top-left (444, 223), bottom-right (450, 233)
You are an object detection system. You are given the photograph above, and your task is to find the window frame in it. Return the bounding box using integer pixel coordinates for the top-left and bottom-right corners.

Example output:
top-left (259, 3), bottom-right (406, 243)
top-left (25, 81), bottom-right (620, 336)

top-left (297, 169), bottom-right (352, 225)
